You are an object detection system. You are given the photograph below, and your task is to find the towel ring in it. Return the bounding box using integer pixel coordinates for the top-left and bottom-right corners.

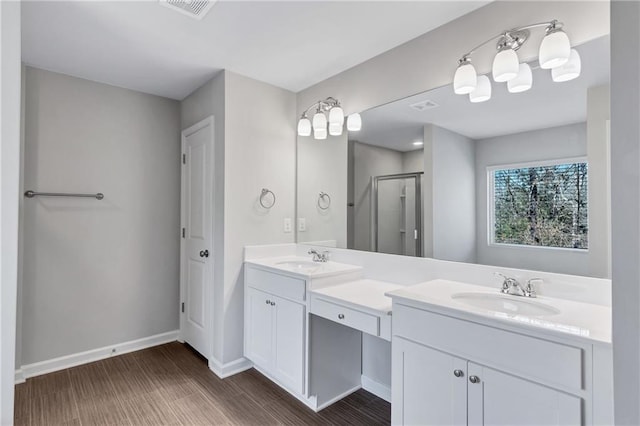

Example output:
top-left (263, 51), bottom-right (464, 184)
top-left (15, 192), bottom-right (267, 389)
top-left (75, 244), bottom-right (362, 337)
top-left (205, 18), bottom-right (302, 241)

top-left (260, 188), bottom-right (276, 209)
top-left (317, 192), bottom-right (331, 210)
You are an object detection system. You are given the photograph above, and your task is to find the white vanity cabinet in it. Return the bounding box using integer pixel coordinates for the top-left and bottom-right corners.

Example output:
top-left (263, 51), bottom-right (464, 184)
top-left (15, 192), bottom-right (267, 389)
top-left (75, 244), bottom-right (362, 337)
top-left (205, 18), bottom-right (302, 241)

top-left (392, 303), bottom-right (593, 426)
top-left (244, 267), bottom-right (306, 395)
top-left (394, 338), bottom-right (581, 426)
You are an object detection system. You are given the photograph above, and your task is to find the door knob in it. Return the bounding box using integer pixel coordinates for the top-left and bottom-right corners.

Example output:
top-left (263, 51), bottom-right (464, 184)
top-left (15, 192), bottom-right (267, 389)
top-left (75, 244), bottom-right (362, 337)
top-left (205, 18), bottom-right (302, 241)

top-left (469, 375), bottom-right (480, 384)
top-left (199, 249), bottom-right (209, 258)
top-left (453, 369), bottom-right (464, 378)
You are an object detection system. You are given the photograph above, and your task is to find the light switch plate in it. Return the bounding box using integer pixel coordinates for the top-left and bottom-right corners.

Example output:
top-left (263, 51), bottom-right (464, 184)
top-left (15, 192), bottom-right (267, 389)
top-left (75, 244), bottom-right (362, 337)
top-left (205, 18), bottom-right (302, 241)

top-left (283, 218), bottom-right (292, 233)
top-left (298, 218), bottom-right (306, 232)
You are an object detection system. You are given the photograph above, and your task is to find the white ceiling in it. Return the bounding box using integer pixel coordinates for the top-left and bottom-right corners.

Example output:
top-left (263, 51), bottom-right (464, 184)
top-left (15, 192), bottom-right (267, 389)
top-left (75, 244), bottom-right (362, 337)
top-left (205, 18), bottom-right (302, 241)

top-left (353, 35), bottom-right (610, 152)
top-left (21, 1), bottom-right (489, 100)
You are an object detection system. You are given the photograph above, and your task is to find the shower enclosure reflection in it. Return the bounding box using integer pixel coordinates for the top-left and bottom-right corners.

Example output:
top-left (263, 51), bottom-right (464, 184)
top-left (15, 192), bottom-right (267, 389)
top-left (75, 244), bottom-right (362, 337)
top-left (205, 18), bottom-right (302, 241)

top-left (371, 173), bottom-right (422, 257)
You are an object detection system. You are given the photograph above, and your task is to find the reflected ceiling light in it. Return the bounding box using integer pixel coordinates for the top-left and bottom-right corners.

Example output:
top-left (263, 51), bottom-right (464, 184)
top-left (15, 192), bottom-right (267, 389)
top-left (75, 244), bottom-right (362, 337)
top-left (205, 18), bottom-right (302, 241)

top-left (453, 19), bottom-right (578, 102)
top-left (469, 75), bottom-right (492, 103)
top-left (552, 49), bottom-right (581, 82)
top-left (329, 122), bottom-right (343, 136)
top-left (413, 141), bottom-right (424, 146)
top-left (347, 113), bottom-right (362, 132)
top-left (314, 127), bottom-right (327, 140)
top-left (507, 63), bottom-right (533, 93)
top-left (297, 97), bottom-right (358, 140)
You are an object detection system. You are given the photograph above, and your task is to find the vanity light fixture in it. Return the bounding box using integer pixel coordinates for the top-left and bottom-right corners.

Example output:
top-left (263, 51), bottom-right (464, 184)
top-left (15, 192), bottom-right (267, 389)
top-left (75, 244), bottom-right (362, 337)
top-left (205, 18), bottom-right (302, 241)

top-left (413, 141), bottom-right (424, 146)
top-left (346, 113), bottom-right (362, 132)
top-left (469, 75), bottom-right (492, 103)
top-left (552, 49), bottom-right (581, 82)
top-left (297, 97), bottom-right (361, 139)
top-left (453, 19), bottom-right (579, 103)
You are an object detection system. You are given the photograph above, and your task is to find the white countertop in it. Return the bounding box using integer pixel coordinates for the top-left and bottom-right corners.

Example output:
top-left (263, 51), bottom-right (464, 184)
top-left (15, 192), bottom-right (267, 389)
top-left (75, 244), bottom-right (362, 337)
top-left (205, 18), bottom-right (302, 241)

top-left (312, 279), bottom-right (404, 315)
top-left (245, 256), bottom-right (362, 279)
top-left (386, 279), bottom-right (612, 344)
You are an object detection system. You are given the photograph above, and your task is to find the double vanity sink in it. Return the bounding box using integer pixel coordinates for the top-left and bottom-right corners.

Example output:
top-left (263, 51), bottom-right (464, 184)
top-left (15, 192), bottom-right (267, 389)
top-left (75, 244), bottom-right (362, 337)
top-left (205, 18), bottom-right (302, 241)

top-left (243, 253), bottom-right (613, 425)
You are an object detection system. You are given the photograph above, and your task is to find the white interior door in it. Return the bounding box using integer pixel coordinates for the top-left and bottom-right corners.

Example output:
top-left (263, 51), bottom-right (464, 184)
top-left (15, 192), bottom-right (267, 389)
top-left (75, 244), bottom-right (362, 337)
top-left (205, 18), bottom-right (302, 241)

top-left (180, 116), bottom-right (214, 358)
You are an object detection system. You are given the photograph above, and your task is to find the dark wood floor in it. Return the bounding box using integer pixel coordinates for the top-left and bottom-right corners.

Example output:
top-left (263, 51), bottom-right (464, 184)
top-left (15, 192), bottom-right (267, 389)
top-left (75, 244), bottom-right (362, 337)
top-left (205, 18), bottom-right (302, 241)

top-left (14, 342), bottom-right (390, 425)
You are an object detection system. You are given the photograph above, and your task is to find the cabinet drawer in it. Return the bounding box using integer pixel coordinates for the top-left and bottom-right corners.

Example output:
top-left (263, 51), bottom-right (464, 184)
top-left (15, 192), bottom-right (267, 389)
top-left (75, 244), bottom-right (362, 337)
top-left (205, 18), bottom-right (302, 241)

top-left (311, 297), bottom-right (379, 336)
top-left (246, 266), bottom-right (306, 302)
top-left (394, 304), bottom-right (584, 391)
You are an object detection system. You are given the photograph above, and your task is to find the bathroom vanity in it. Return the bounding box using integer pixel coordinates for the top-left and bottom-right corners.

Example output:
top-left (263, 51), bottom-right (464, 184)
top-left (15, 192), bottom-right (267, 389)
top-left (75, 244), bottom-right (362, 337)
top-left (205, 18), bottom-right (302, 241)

top-left (244, 254), bottom-right (400, 410)
top-left (243, 245), bottom-right (613, 425)
top-left (387, 280), bottom-right (612, 426)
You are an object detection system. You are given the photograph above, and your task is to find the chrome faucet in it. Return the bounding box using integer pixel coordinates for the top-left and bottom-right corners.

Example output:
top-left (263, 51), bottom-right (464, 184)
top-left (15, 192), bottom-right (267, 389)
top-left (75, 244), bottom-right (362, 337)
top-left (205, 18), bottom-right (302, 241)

top-left (495, 273), bottom-right (538, 298)
top-left (308, 249), bottom-right (330, 263)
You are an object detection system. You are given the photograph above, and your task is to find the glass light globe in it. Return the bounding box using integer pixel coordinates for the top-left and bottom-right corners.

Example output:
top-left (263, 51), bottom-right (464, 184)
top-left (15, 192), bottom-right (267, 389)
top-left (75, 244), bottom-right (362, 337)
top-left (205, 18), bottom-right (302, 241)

top-left (329, 122), bottom-right (343, 136)
top-left (469, 75), bottom-right (492, 103)
top-left (453, 60), bottom-right (477, 95)
top-left (314, 127), bottom-right (327, 140)
top-left (312, 111), bottom-right (327, 132)
top-left (507, 63), bottom-right (533, 93)
top-left (539, 29), bottom-right (570, 69)
top-left (492, 48), bottom-right (520, 82)
top-left (347, 113), bottom-right (362, 132)
top-left (297, 117), bottom-right (311, 137)
top-left (328, 106), bottom-right (344, 127)
top-left (552, 49), bottom-right (581, 82)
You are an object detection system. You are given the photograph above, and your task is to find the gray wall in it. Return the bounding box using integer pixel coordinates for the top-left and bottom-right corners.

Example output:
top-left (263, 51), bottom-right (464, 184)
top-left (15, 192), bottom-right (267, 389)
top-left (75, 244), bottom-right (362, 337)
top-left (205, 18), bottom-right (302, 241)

top-left (297, 132), bottom-right (348, 248)
top-left (474, 123), bottom-right (588, 275)
top-left (424, 125), bottom-right (476, 263)
top-left (351, 142), bottom-right (403, 251)
top-left (20, 67), bottom-right (181, 365)
top-left (1, 1), bottom-right (21, 422)
top-left (611, 1), bottom-right (640, 422)
top-left (181, 70), bottom-right (296, 366)
top-left (222, 71), bottom-right (296, 363)
top-left (180, 71), bottom-right (226, 362)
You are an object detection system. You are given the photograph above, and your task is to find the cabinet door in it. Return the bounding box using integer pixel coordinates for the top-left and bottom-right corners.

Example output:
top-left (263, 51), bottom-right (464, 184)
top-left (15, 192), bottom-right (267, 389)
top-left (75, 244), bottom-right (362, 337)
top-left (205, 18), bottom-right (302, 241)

top-left (272, 295), bottom-right (305, 394)
top-left (392, 337), bottom-right (467, 426)
top-left (246, 287), bottom-right (273, 369)
top-left (467, 363), bottom-right (582, 426)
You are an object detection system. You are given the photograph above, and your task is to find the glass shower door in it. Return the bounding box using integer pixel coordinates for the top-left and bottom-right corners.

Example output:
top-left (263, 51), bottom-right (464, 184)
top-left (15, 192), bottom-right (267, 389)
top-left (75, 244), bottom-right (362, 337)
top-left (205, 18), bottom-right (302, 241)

top-left (372, 173), bottom-right (423, 257)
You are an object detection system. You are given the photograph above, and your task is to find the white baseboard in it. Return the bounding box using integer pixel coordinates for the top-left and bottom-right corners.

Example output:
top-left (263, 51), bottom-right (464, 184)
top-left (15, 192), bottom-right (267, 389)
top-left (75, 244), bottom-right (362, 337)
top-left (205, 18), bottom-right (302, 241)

top-left (361, 375), bottom-right (391, 403)
top-left (16, 330), bottom-right (179, 383)
top-left (14, 369), bottom-right (25, 384)
top-left (316, 384), bottom-right (362, 411)
top-left (209, 356), bottom-right (252, 379)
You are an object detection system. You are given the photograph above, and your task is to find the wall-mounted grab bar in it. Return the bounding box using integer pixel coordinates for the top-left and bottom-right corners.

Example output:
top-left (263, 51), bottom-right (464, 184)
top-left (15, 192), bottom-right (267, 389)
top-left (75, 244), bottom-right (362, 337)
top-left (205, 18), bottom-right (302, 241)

top-left (24, 190), bottom-right (104, 200)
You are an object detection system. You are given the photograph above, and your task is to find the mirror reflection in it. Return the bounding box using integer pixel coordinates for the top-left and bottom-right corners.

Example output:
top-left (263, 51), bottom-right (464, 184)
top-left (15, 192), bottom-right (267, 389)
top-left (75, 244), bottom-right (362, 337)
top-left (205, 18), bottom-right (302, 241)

top-left (297, 35), bottom-right (610, 278)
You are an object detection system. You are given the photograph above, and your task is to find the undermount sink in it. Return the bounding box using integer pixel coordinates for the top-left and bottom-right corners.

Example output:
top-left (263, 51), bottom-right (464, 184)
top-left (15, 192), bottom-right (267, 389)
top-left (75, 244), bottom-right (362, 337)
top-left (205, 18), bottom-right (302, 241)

top-left (451, 292), bottom-right (561, 317)
top-left (275, 260), bottom-right (321, 271)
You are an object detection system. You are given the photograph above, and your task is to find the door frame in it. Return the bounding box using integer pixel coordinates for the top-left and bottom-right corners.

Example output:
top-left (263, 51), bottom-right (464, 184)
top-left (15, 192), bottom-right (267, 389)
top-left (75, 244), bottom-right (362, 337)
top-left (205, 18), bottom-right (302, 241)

top-left (179, 115), bottom-right (215, 359)
top-left (370, 172), bottom-right (423, 256)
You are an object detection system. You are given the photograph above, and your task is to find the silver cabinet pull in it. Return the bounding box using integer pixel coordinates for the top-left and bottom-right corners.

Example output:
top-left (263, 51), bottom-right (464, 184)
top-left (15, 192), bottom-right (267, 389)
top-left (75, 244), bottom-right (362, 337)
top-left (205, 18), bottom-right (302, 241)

top-left (469, 375), bottom-right (480, 384)
top-left (453, 370), bottom-right (464, 378)
top-left (338, 314), bottom-right (345, 319)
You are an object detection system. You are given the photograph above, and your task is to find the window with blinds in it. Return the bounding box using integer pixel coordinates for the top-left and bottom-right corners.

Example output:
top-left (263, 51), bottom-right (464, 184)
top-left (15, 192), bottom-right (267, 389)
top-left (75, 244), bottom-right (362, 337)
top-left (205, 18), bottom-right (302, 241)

top-left (489, 160), bottom-right (588, 249)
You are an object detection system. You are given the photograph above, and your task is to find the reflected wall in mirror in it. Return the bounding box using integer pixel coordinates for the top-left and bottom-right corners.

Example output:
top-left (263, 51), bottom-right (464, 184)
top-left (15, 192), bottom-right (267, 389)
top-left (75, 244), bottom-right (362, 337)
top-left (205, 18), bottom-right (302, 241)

top-left (296, 35), bottom-right (610, 278)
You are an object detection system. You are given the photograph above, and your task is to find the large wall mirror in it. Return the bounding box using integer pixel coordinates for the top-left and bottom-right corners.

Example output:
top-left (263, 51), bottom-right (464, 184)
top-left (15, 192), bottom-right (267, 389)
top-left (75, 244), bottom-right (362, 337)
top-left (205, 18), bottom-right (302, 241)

top-left (297, 34), bottom-right (610, 278)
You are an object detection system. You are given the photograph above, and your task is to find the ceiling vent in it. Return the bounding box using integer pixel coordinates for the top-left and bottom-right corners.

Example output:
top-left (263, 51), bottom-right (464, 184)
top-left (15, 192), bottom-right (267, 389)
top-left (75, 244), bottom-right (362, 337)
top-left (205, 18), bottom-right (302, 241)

top-left (409, 100), bottom-right (439, 112)
top-left (159, 0), bottom-right (216, 20)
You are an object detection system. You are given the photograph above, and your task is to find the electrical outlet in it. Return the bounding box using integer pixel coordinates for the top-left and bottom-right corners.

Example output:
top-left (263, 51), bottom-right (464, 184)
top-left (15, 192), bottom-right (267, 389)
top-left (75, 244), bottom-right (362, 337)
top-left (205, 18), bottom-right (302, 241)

top-left (298, 218), bottom-right (306, 232)
top-left (283, 218), bottom-right (292, 233)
